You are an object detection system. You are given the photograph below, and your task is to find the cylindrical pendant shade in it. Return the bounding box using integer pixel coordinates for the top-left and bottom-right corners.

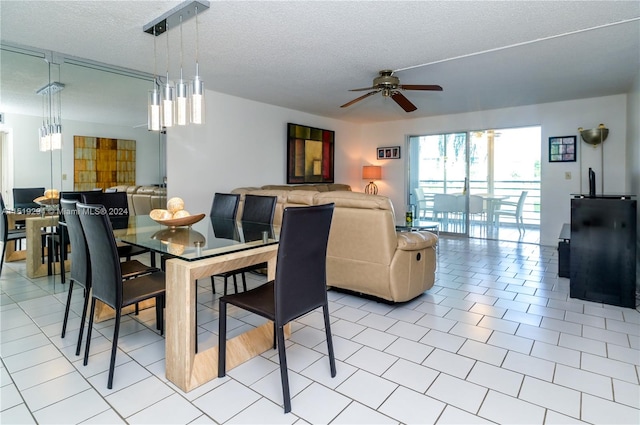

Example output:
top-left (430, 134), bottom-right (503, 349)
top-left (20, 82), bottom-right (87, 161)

top-left (176, 80), bottom-right (188, 126)
top-left (148, 89), bottom-right (161, 131)
top-left (190, 75), bottom-right (204, 124)
top-left (162, 82), bottom-right (175, 128)
top-left (51, 124), bottom-right (62, 150)
top-left (362, 165), bottom-right (382, 180)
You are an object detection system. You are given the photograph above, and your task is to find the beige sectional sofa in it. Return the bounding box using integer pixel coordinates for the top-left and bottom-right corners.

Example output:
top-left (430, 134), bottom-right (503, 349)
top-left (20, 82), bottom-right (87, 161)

top-left (108, 185), bottom-right (167, 215)
top-left (230, 187), bottom-right (437, 302)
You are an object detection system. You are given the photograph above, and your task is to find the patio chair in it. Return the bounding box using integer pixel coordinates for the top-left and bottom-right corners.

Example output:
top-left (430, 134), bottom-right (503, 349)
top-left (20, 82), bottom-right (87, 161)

top-left (493, 191), bottom-right (528, 235)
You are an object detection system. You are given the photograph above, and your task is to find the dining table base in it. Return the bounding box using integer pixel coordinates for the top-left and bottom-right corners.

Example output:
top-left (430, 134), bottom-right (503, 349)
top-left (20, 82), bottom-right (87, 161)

top-left (165, 243), bottom-right (281, 392)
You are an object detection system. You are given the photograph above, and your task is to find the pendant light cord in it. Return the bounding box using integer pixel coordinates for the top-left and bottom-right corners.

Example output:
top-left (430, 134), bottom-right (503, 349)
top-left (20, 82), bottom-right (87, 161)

top-left (153, 26), bottom-right (158, 87)
top-left (166, 21), bottom-right (170, 83)
top-left (195, 6), bottom-right (199, 76)
top-left (180, 15), bottom-right (184, 80)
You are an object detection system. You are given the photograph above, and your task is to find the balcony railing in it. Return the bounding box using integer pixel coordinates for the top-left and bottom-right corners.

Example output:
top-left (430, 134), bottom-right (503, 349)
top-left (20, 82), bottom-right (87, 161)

top-left (418, 179), bottom-right (540, 227)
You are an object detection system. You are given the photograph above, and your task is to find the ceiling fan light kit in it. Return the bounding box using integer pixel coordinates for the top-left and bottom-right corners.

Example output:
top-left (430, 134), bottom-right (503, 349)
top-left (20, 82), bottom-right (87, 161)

top-left (144, 0), bottom-right (209, 131)
top-left (341, 69), bottom-right (443, 112)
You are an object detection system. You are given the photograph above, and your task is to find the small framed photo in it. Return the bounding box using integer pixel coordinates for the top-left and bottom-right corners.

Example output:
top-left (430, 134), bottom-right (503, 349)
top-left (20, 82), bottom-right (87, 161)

top-left (377, 146), bottom-right (401, 159)
top-left (549, 136), bottom-right (576, 162)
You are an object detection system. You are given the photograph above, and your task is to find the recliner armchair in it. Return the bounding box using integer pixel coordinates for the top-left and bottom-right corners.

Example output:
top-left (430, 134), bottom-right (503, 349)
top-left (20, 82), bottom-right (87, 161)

top-left (314, 191), bottom-right (437, 302)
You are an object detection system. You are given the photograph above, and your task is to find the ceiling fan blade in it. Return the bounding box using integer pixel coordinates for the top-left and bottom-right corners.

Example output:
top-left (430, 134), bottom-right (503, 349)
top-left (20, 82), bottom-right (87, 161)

top-left (391, 92), bottom-right (417, 112)
top-left (340, 90), bottom-right (380, 108)
top-left (399, 84), bottom-right (443, 91)
top-left (349, 86), bottom-right (377, 92)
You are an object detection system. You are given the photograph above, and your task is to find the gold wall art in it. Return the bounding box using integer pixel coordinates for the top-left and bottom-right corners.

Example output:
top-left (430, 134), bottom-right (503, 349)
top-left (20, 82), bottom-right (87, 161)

top-left (74, 136), bottom-right (136, 191)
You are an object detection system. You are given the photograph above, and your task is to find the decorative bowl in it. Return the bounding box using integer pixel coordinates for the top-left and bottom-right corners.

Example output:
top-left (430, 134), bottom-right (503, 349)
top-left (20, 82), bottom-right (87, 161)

top-left (151, 213), bottom-right (206, 228)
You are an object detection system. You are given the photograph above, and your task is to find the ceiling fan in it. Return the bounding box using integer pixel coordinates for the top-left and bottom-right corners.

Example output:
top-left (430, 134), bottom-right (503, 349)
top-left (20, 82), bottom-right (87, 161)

top-left (340, 70), bottom-right (443, 112)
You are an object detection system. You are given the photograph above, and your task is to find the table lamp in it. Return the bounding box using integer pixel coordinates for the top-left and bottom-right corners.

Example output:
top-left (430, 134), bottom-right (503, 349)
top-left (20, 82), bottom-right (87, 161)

top-left (362, 165), bottom-right (382, 194)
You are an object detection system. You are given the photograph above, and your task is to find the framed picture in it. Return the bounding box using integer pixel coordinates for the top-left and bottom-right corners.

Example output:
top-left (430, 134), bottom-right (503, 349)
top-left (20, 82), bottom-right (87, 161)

top-left (287, 123), bottom-right (334, 184)
top-left (549, 136), bottom-right (576, 162)
top-left (377, 146), bottom-right (401, 159)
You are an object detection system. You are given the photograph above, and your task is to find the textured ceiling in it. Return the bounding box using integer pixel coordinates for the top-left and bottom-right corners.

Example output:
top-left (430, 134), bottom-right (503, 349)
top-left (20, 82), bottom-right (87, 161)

top-left (1, 1), bottom-right (639, 126)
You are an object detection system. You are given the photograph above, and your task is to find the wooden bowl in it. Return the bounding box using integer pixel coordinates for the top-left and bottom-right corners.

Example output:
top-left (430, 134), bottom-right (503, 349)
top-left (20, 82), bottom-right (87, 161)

top-left (152, 213), bottom-right (205, 228)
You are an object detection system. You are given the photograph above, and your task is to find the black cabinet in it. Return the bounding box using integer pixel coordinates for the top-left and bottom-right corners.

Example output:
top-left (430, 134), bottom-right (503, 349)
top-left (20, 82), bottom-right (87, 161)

top-left (570, 196), bottom-right (637, 308)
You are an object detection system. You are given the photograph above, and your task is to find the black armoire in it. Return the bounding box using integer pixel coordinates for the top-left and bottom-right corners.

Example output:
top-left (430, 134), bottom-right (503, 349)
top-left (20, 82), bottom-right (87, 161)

top-left (570, 196), bottom-right (637, 308)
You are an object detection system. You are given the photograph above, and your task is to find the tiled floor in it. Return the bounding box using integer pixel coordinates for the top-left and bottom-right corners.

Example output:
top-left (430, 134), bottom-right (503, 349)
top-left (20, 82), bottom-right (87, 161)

top-left (1, 237), bottom-right (639, 424)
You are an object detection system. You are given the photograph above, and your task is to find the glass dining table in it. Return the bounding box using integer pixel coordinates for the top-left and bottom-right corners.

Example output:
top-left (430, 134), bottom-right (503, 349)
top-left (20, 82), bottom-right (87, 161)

top-left (115, 216), bottom-right (281, 392)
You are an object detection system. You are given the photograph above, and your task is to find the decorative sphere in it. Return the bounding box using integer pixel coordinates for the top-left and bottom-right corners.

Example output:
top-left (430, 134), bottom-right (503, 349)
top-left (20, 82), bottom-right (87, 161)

top-left (44, 189), bottom-right (59, 199)
top-left (150, 209), bottom-right (173, 221)
top-left (172, 210), bottom-right (191, 219)
top-left (167, 197), bottom-right (185, 213)
top-left (166, 243), bottom-right (185, 255)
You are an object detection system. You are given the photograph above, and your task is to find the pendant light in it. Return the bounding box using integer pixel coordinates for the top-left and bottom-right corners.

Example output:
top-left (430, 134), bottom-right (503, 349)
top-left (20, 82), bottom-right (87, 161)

top-left (162, 21), bottom-right (175, 128)
top-left (148, 26), bottom-right (161, 131)
top-left (176, 15), bottom-right (189, 126)
top-left (190, 4), bottom-right (205, 124)
top-left (38, 63), bottom-right (64, 151)
top-left (39, 91), bottom-right (50, 152)
top-left (143, 1), bottom-right (209, 130)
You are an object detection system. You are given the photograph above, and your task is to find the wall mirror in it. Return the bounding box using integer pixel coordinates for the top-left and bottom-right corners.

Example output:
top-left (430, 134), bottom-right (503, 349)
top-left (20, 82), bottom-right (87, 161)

top-left (0, 44), bottom-right (165, 285)
top-left (1, 44), bottom-right (165, 199)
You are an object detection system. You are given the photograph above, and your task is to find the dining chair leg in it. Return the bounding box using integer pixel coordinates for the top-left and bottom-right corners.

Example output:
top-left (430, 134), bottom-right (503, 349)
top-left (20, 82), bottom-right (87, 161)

top-left (241, 272), bottom-right (248, 292)
top-left (276, 325), bottom-right (292, 413)
top-left (232, 274), bottom-right (238, 293)
top-left (155, 295), bottom-right (164, 335)
top-left (61, 280), bottom-right (74, 338)
top-left (217, 299), bottom-right (227, 378)
top-left (223, 276), bottom-right (229, 296)
top-left (60, 237), bottom-right (67, 284)
top-left (83, 298), bottom-right (97, 366)
top-left (0, 242), bottom-right (6, 276)
top-left (210, 276), bottom-right (216, 294)
top-left (46, 237), bottom-right (53, 276)
top-left (107, 312), bottom-right (121, 389)
top-left (75, 287), bottom-right (90, 356)
top-left (322, 304), bottom-right (337, 377)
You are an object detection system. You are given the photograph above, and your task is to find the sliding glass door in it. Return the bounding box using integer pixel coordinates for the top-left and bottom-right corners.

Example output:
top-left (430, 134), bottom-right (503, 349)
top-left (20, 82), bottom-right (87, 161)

top-left (408, 132), bottom-right (468, 235)
top-left (409, 126), bottom-right (541, 242)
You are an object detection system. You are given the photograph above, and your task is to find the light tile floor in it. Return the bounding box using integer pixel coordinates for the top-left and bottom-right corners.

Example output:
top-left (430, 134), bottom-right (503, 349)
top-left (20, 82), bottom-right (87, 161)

top-left (1, 237), bottom-right (639, 424)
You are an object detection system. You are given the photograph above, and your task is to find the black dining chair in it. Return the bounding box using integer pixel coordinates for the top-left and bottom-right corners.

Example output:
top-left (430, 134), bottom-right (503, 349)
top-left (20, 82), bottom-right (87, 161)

top-left (209, 192), bottom-right (240, 219)
top-left (11, 187), bottom-right (45, 250)
top-left (81, 191), bottom-right (156, 267)
top-left (208, 193), bottom-right (241, 294)
top-left (48, 191), bottom-right (98, 282)
top-left (77, 202), bottom-right (165, 389)
top-left (60, 199), bottom-right (158, 356)
top-left (12, 187), bottom-right (44, 215)
top-left (218, 203), bottom-right (336, 413)
top-left (214, 194), bottom-right (276, 295)
top-left (0, 194), bottom-right (27, 276)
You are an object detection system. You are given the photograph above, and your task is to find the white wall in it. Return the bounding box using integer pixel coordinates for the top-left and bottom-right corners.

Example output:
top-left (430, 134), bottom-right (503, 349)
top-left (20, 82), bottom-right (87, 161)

top-left (166, 91), bottom-right (363, 216)
top-left (359, 95), bottom-right (629, 246)
top-left (2, 112), bottom-right (162, 197)
top-left (166, 91), bottom-right (629, 247)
